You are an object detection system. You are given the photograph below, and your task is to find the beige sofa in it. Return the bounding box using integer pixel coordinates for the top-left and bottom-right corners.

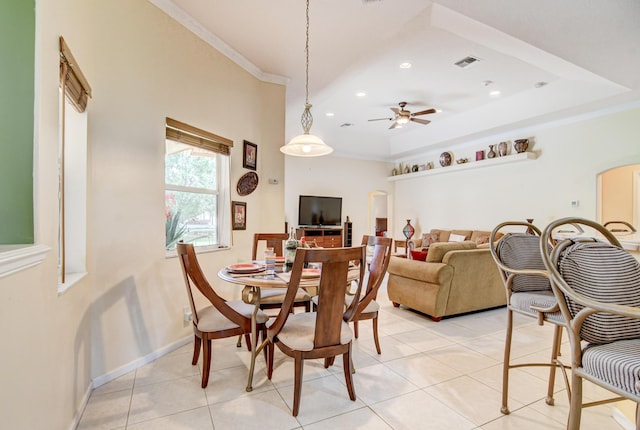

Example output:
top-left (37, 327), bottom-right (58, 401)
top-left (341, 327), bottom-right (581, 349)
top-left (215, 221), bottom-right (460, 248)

top-left (387, 229), bottom-right (506, 321)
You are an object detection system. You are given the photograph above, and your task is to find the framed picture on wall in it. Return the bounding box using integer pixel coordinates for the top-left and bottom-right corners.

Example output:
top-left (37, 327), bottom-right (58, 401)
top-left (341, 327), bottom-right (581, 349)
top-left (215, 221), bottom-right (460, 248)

top-left (243, 140), bottom-right (257, 170)
top-left (232, 201), bottom-right (247, 230)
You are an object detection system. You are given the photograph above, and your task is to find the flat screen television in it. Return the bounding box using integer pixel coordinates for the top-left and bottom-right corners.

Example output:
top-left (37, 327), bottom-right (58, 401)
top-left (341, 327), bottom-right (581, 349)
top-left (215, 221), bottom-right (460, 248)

top-left (298, 195), bottom-right (342, 227)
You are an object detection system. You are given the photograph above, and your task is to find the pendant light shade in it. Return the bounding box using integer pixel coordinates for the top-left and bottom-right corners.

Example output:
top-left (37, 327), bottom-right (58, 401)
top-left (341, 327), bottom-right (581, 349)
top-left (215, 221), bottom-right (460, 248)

top-left (280, 0), bottom-right (333, 157)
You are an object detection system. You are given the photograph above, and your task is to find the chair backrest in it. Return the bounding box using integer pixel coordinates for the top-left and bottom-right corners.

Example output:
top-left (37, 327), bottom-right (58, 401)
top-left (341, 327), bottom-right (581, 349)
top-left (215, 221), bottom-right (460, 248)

top-left (491, 221), bottom-right (551, 293)
top-left (356, 236), bottom-right (392, 314)
top-left (542, 218), bottom-right (640, 345)
top-left (604, 220), bottom-right (637, 233)
top-left (252, 233), bottom-right (289, 259)
top-left (270, 246), bottom-right (366, 349)
top-left (177, 241), bottom-right (247, 328)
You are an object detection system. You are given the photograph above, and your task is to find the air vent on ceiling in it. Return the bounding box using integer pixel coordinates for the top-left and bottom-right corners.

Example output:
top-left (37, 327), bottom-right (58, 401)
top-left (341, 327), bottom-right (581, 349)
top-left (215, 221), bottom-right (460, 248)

top-left (454, 56), bottom-right (480, 68)
top-left (340, 123), bottom-right (354, 127)
top-left (361, 0), bottom-right (383, 3)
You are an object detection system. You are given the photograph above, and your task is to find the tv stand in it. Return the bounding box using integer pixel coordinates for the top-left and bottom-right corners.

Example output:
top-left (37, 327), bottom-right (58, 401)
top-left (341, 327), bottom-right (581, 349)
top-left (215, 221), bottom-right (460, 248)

top-left (296, 227), bottom-right (343, 248)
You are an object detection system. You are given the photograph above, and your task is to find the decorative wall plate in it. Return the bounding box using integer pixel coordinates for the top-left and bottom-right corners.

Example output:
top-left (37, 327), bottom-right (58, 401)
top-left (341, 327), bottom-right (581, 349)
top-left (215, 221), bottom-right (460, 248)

top-left (439, 151), bottom-right (452, 167)
top-left (237, 171), bottom-right (258, 196)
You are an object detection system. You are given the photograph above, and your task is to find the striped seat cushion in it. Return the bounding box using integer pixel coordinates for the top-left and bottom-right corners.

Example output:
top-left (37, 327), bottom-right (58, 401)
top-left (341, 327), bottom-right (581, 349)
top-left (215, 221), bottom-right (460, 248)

top-left (558, 241), bottom-right (640, 344)
top-left (582, 339), bottom-right (640, 396)
top-left (497, 233), bottom-right (552, 293)
top-left (510, 291), bottom-right (563, 322)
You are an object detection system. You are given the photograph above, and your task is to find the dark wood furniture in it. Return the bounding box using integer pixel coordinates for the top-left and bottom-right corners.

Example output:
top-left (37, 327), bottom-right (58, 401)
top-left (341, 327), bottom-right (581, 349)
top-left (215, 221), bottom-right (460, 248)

top-left (176, 242), bottom-right (268, 388)
top-left (343, 221), bottom-right (353, 247)
top-left (296, 227), bottom-right (342, 248)
top-left (266, 246), bottom-right (366, 416)
top-left (347, 235), bottom-right (393, 354)
top-left (251, 233), bottom-right (311, 312)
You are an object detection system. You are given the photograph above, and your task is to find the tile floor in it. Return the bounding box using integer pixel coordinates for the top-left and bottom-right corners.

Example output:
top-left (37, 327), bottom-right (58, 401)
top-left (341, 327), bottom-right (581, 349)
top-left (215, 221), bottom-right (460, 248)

top-left (78, 280), bottom-right (633, 429)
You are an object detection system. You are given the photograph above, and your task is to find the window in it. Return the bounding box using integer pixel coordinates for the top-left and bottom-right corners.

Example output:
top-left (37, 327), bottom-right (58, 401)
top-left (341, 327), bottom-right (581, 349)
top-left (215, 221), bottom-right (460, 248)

top-left (164, 118), bottom-right (233, 252)
top-left (59, 37), bottom-right (91, 289)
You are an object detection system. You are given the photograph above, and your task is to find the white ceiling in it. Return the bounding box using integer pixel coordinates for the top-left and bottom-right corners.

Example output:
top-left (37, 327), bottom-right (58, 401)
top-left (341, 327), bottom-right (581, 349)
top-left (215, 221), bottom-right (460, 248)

top-left (151, 0), bottom-right (640, 161)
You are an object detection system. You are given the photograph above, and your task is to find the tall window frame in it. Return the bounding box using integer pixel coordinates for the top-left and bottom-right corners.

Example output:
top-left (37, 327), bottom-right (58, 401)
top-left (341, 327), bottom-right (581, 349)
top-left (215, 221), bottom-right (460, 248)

top-left (59, 36), bottom-right (91, 288)
top-left (164, 118), bottom-right (233, 254)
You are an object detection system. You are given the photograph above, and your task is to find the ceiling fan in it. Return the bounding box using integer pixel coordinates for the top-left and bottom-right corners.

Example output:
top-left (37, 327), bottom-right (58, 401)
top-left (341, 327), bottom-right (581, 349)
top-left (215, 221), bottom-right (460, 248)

top-left (368, 102), bottom-right (437, 129)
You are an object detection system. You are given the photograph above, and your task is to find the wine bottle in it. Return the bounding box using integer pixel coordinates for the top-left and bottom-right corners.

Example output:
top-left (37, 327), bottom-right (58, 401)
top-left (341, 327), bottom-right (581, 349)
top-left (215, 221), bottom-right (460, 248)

top-left (285, 227), bottom-right (297, 270)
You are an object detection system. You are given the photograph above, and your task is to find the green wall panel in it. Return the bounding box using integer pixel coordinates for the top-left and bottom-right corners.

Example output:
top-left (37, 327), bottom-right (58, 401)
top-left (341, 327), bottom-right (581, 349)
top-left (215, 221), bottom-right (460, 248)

top-left (0, 0), bottom-right (35, 244)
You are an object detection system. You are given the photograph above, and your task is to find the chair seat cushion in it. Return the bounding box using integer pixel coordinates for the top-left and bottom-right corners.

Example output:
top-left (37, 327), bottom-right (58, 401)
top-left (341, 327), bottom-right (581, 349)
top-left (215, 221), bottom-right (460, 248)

top-left (344, 295), bottom-right (380, 313)
top-left (267, 312), bottom-right (353, 351)
top-left (510, 291), bottom-right (563, 323)
top-left (197, 301), bottom-right (268, 332)
top-left (260, 288), bottom-right (311, 304)
top-left (582, 338), bottom-right (640, 396)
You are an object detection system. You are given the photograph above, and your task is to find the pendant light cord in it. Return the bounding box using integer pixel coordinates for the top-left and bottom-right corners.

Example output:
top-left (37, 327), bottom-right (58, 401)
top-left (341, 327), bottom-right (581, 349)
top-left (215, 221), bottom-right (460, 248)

top-left (305, 0), bottom-right (310, 105)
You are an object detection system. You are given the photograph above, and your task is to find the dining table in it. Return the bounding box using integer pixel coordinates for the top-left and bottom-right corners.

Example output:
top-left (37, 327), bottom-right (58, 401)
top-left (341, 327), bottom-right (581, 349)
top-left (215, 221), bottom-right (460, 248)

top-left (217, 262), bottom-right (360, 391)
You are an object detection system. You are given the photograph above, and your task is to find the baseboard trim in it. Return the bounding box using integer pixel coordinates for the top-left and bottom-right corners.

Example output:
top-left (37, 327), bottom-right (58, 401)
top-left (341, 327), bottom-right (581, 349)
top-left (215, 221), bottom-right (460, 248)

top-left (92, 335), bottom-right (192, 388)
top-left (69, 385), bottom-right (92, 430)
top-left (612, 406), bottom-right (635, 430)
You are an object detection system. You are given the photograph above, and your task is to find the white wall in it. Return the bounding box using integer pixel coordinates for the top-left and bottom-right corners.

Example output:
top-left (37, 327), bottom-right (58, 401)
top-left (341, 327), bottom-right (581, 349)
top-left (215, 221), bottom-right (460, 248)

top-left (390, 107), bottom-right (640, 238)
top-left (0, 0), bottom-right (285, 428)
top-left (284, 156), bottom-right (392, 243)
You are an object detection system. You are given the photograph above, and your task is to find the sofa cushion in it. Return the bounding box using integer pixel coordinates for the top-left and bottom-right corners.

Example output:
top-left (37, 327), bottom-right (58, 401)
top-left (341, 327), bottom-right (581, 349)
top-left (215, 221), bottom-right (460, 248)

top-left (471, 230), bottom-right (503, 244)
top-left (451, 230), bottom-right (473, 240)
top-left (426, 241), bottom-right (476, 263)
top-left (420, 232), bottom-right (440, 248)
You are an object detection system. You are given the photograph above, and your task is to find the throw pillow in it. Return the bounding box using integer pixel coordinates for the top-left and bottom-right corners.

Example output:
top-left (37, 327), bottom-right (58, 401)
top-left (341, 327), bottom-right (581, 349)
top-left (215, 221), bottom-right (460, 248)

top-left (449, 233), bottom-right (467, 242)
top-left (410, 250), bottom-right (428, 261)
top-left (421, 232), bottom-right (439, 248)
top-left (475, 233), bottom-right (490, 245)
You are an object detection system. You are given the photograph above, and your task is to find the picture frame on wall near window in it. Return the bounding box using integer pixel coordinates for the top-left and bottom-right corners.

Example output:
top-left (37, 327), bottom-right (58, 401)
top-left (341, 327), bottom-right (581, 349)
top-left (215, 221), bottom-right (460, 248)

top-left (232, 201), bottom-right (247, 230)
top-left (243, 140), bottom-right (257, 170)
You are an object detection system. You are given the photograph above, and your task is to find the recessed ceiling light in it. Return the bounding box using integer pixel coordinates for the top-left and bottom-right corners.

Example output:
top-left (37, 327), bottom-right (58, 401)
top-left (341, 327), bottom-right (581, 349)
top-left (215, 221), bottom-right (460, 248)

top-left (534, 81), bottom-right (548, 88)
top-left (399, 62), bottom-right (411, 69)
top-left (489, 90), bottom-right (501, 97)
top-left (325, 112), bottom-right (335, 117)
top-left (356, 92), bottom-right (367, 97)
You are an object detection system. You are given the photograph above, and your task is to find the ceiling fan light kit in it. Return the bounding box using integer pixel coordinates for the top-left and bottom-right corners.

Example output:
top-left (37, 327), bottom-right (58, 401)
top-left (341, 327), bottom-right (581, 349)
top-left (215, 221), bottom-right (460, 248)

top-left (280, 0), bottom-right (333, 157)
top-left (368, 101), bottom-right (437, 129)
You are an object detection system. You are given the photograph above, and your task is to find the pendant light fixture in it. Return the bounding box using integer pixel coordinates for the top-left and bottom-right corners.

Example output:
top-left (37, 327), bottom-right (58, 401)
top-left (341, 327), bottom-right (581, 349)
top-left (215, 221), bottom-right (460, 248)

top-left (280, 0), bottom-right (333, 157)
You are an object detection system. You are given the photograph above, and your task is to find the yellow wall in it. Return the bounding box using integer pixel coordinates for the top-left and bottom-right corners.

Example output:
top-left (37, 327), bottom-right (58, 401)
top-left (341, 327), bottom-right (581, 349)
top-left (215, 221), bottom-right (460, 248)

top-left (601, 164), bottom-right (638, 225)
top-left (0, 0), bottom-right (285, 428)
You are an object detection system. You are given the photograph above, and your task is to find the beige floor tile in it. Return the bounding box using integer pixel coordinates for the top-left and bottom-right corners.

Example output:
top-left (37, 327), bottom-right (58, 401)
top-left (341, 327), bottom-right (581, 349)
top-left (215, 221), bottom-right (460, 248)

top-left (370, 390), bottom-right (476, 430)
top-left (423, 344), bottom-right (500, 374)
top-left (469, 364), bottom-right (553, 407)
top-left (128, 375), bottom-right (208, 425)
top-left (390, 327), bottom-right (455, 352)
top-left (424, 375), bottom-right (524, 426)
top-left (337, 362), bottom-right (420, 405)
top-left (303, 406), bottom-right (393, 430)
top-left (385, 352), bottom-right (463, 388)
top-left (267, 354), bottom-right (333, 389)
top-left (204, 364), bottom-right (274, 404)
top-left (92, 371), bottom-right (136, 396)
top-left (208, 389), bottom-right (300, 430)
top-left (276, 374), bottom-right (366, 425)
top-left (359, 333), bottom-right (421, 362)
top-left (134, 352), bottom-right (200, 387)
top-left (125, 406), bottom-right (214, 429)
top-left (77, 389), bottom-right (132, 430)
top-left (479, 404), bottom-right (565, 430)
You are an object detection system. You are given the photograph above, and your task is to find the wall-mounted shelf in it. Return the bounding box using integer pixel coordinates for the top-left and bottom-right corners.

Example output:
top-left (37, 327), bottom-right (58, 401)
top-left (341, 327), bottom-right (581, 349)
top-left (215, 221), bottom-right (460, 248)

top-left (387, 151), bottom-right (538, 182)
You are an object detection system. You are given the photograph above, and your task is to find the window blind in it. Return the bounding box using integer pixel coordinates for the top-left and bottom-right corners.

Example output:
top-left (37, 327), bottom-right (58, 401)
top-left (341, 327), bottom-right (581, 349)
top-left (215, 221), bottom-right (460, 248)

top-left (166, 118), bottom-right (233, 156)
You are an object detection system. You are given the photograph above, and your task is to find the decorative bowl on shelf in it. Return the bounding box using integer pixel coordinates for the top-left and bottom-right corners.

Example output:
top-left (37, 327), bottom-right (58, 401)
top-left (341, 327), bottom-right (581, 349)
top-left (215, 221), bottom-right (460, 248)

top-left (456, 158), bottom-right (468, 164)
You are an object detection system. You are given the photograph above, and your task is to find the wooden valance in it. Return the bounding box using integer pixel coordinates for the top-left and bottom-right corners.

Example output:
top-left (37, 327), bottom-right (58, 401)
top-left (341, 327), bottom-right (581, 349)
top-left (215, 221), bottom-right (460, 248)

top-left (166, 118), bottom-right (233, 156)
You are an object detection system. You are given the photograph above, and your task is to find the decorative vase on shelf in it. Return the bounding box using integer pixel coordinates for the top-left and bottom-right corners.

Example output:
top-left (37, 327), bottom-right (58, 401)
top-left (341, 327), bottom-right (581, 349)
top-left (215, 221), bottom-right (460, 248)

top-left (498, 141), bottom-right (508, 157)
top-left (487, 144), bottom-right (496, 159)
top-left (402, 220), bottom-right (415, 240)
top-left (526, 218), bottom-right (535, 235)
top-left (514, 139), bottom-right (529, 153)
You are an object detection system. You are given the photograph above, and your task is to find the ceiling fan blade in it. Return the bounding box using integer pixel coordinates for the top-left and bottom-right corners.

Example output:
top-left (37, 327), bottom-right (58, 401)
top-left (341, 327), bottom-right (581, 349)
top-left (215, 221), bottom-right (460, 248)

top-left (411, 118), bottom-right (431, 125)
top-left (389, 122), bottom-right (401, 129)
top-left (412, 108), bottom-right (437, 116)
top-left (390, 107), bottom-right (400, 114)
top-left (368, 117), bottom-right (393, 122)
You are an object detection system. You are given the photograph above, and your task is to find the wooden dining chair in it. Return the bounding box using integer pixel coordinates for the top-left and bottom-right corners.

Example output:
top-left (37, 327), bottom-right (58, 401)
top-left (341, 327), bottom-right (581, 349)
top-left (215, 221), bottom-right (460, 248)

top-left (252, 233), bottom-right (312, 312)
top-left (266, 246), bottom-right (366, 416)
top-left (346, 235), bottom-right (393, 354)
top-left (177, 242), bottom-right (269, 388)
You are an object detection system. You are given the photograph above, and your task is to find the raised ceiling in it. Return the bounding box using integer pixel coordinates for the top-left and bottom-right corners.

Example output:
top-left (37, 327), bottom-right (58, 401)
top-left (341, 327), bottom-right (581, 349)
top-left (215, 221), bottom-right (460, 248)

top-left (151, 0), bottom-right (640, 161)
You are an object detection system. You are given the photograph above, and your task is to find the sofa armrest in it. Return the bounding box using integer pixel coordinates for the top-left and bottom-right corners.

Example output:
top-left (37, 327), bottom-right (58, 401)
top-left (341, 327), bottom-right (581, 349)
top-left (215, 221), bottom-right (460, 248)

top-left (388, 256), bottom-right (452, 285)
